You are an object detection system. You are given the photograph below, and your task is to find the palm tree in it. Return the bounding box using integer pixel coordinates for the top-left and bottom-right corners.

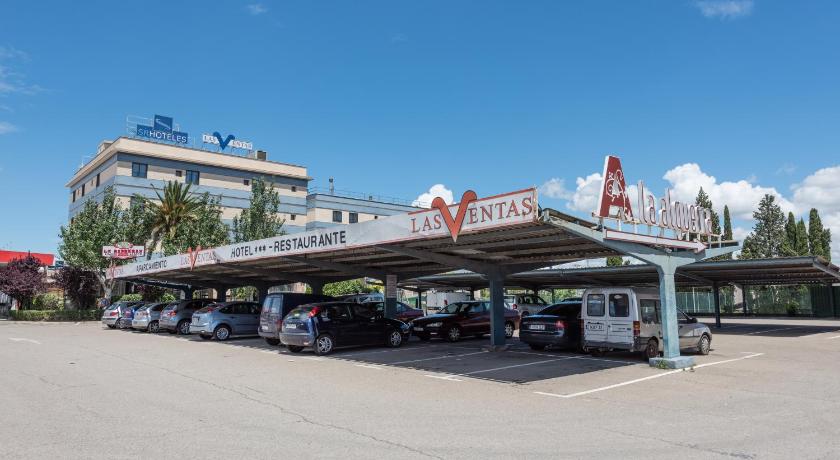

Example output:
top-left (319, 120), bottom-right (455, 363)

top-left (144, 181), bottom-right (201, 258)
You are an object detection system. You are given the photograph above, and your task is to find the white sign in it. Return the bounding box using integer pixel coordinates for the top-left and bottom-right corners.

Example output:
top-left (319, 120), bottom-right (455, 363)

top-left (202, 133), bottom-right (254, 151)
top-left (102, 243), bottom-right (146, 260)
top-left (111, 188), bottom-right (538, 279)
top-left (385, 275), bottom-right (398, 298)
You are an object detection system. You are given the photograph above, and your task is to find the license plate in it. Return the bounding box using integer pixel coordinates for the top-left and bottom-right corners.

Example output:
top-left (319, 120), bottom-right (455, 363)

top-left (586, 323), bottom-right (605, 331)
top-left (529, 324), bottom-right (545, 330)
top-left (260, 325), bottom-right (268, 331)
top-left (413, 327), bottom-right (424, 332)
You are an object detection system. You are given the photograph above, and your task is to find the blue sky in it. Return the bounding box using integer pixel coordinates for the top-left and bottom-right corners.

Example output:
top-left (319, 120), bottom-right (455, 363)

top-left (1, 1), bottom-right (839, 257)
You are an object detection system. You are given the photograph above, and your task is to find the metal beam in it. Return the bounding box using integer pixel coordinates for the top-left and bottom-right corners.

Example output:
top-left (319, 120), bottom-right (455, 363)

top-left (812, 261), bottom-right (840, 281)
top-left (284, 255), bottom-right (387, 279)
top-left (376, 245), bottom-right (496, 274)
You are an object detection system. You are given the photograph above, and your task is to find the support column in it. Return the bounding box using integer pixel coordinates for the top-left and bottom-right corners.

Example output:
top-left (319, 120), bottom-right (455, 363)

top-left (469, 289), bottom-right (475, 301)
top-left (649, 266), bottom-right (695, 369)
top-left (743, 285), bottom-right (750, 317)
top-left (713, 282), bottom-right (722, 328)
top-left (828, 282), bottom-right (837, 317)
top-left (384, 274), bottom-right (398, 319)
top-left (215, 286), bottom-right (228, 302)
top-left (415, 290), bottom-right (422, 309)
top-left (309, 281), bottom-right (325, 296)
top-left (183, 287), bottom-right (194, 300)
top-left (257, 286), bottom-right (270, 305)
top-left (487, 273), bottom-right (508, 351)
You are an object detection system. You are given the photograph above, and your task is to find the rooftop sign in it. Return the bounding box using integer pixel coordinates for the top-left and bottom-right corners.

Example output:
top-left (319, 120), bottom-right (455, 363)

top-left (102, 242), bottom-right (146, 260)
top-left (136, 115), bottom-right (189, 145)
top-left (111, 188), bottom-right (538, 279)
top-left (595, 155), bottom-right (717, 252)
top-left (201, 132), bottom-right (254, 152)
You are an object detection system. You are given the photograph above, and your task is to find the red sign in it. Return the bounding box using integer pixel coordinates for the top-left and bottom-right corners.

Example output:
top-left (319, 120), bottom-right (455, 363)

top-left (431, 190), bottom-right (478, 243)
top-left (596, 155), bottom-right (634, 221)
top-left (187, 246), bottom-right (202, 270)
top-left (102, 243), bottom-right (145, 259)
top-left (0, 250), bottom-right (55, 266)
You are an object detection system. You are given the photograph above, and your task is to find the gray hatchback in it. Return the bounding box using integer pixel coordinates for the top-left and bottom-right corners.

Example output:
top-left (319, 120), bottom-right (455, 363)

top-left (189, 301), bottom-right (261, 341)
top-left (159, 299), bottom-right (216, 335)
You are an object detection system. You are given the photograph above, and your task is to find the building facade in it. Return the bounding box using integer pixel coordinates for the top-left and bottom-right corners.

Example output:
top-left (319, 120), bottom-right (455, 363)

top-left (66, 135), bottom-right (419, 239)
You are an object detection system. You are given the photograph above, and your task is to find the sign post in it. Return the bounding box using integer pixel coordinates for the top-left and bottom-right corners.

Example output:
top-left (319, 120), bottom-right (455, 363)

top-left (385, 274), bottom-right (398, 319)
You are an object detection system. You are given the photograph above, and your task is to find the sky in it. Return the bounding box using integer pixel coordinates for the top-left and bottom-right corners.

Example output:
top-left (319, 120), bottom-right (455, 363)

top-left (1, 0), bottom-right (839, 259)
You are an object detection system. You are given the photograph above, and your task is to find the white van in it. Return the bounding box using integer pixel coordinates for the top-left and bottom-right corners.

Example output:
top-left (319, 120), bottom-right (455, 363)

top-left (581, 287), bottom-right (712, 359)
top-left (424, 291), bottom-right (470, 314)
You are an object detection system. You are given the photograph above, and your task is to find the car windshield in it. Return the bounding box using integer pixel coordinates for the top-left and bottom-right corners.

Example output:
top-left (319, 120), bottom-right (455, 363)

top-left (196, 305), bottom-right (217, 314)
top-left (286, 306), bottom-right (315, 319)
top-left (438, 302), bottom-right (475, 314)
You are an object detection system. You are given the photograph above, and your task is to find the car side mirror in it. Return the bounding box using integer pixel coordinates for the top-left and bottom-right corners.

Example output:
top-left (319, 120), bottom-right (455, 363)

top-left (689, 317), bottom-right (697, 324)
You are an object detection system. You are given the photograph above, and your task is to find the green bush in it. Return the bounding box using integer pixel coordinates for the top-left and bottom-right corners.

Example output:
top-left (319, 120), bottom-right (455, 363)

top-left (10, 309), bottom-right (101, 321)
top-left (161, 292), bottom-right (177, 302)
top-left (785, 303), bottom-right (798, 317)
top-left (119, 293), bottom-right (143, 302)
top-left (32, 293), bottom-right (63, 310)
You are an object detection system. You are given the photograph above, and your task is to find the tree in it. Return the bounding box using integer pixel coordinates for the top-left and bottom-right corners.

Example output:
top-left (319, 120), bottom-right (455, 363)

top-left (232, 177), bottom-right (285, 243)
top-left (808, 208), bottom-right (832, 260)
top-left (59, 187), bottom-right (127, 300)
top-left (53, 266), bottom-right (99, 309)
top-left (695, 188), bottom-right (720, 240)
top-left (322, 279), bottom-right (377, 297)
top-left (795, 218), bottom-right (810, 256)
top-left (0, 255), bottom-right (46, 309)
top-left (606, 256), bottom-right (624, 267)
top-left (720, 205), bottom-right (734, 260)
top-left (146, 181), bottom-right (202, 257)
top-left (161, 193), bottom-right (230, 255)
top-left (739, 194), bottom-right (786, 259)
top-left (783, 212), bottom-right (797, 257)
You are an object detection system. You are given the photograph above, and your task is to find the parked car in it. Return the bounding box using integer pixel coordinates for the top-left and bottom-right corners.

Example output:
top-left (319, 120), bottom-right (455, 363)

top-left (580, 287), bottom-right (712, 359)
top-left (279, 301), bottom-right (410, 355)
top-left (159, 299), bottom-right (216, 335)
top-left (101, 301), bottom-right (141, 329)
top-left (338, 292), bottom-right (384, 303)
top-left (131, 302), bottom-right (171, 333)
top-left (504, 293), bottom-right (549, 316)
top-left (117, 302), bottom-right (148, 329)
top-left (365, 301), bottom-right (424, 323)
top-left (190, 301), bottom-right (261, 340)
top-left (519, 300), bottom-right (583, 351)
top-left (259, 293), bottom-right (335, 345)
top-left (424, 291), bottom-right (470, 314)
top-left (410, 300), bottom-right (520, 342)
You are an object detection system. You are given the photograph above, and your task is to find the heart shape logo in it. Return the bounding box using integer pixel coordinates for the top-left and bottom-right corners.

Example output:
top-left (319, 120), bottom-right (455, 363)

top-left (213, 132), bottom-right (235, 150)
top-left (432, 190), bottom-right (478, 242)
top-left (187, 246), bottom-right (202, 270)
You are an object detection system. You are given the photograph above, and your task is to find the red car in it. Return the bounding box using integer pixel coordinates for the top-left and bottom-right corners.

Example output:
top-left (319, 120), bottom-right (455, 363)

top-left (410, 300), bottom-right (520, 342)
top-left (366, 301), bottom-right (424, 323)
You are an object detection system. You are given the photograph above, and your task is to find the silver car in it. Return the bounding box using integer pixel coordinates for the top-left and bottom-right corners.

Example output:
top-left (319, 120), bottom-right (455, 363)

top-left (159, 299), bottom-right (216, 335)
top-left (189, 301), bottom-right (261, 341)
top-left (505, 293), bottom-right (549, 316)
top-left (101, 301), bottom-right (141, 329)
top-left (131, 302), bottom-right (171, 333)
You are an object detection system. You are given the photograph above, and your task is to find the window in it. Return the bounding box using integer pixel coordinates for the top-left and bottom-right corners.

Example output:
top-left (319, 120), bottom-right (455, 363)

top-left (609, 294), bottom-right (630, 317)
top-left (291, 186), bottom-right (297, 192)
top-left (353, 304), bottom-right (377, 319)
top-left (72, 190), bottom-right (76, 203)
top-left (175, 170), bottom-right (183, 177)
top-left (349, 212), bottom-right (359, 224)
top-left (243, 179), bottom-right (250, 186)
top-left (220, 305), bottom-right (235, 314)
top-left (323, 305), bottom-right (352, 321)
top-left (81, 184), bottom-right (85, 196)
top-left (185, 170), bottom-right (200, 185)
top-left (332, 210), bottom-right (342, 223)
top-left (96, 173), bottom-right (100, 187)
top-left (586, 294), bottom-right (605, 317)
top-left (640, 299), bottom-right (660, 324)
top-left (374, 215), bottom-right (379, 219)
top-left (290, 214), bottom-right (296, 221)
top-left (132, 162), bottom-right (148, 178)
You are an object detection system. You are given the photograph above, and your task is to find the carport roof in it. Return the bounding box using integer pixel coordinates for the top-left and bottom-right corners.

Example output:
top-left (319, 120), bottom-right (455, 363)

top-left (400, 256), bottom-right (840, 291)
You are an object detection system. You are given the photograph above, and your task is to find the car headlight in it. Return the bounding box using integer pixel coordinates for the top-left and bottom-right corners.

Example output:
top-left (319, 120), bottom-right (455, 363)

top-left (425, 322), bottom-right (443, 328)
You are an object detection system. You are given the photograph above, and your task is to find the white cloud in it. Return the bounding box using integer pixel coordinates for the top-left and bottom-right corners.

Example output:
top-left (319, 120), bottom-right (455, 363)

top-left (0, 46), bottom-right (27, 60)
top-left (694, 0), bottom-right (754, 19)
top-left (246, 3), bottom-right (268, 15)
top-left (791, 165), bottom-right (840, 260)
top-left (776, 163), bottom-right (797, 175)
top-left (662, 163), bottom-right (794, 219)
top-left (539, 178), bottom-right (573, 200)
top-left (566, 173), bottom-right (603, 213)
top-left (0, 121), bottom-right (18, 134)
top-left (413, 184), bottom-right (454, 208)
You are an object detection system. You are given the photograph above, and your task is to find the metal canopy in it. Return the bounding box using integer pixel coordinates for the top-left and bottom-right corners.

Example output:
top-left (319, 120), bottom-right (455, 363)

top-left (400, 257), bottom-right (840, 291)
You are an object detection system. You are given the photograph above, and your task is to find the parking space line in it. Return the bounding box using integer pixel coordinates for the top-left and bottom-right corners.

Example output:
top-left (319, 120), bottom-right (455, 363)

top-left (534, 352), bottom-right (764, 399)
top-left (389, 351), bottom-right (487, 365)
top-left (825, 335), bottom-right (840, 340)
top-left (509, 350), bottom-right (637, 365)
top-left (744, 327), bottom-right (801, 335)
top-left (355, 364), bottom-right (383, 370)
top-left (424, 375), bottom-right (464, 382)
top-left (463, 358), bottom-right (573, 376)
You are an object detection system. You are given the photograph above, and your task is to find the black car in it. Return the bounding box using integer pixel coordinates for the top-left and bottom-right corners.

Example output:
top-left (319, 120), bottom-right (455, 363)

top-left (518, 301), bottom-right (582, 351)
top-left (278, 301), bottom-right (410, 355)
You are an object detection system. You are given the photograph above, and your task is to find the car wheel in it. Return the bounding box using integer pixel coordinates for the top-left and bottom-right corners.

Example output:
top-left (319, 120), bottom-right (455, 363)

top-left (177, 320), bottom-right (191, 335)
top-left (213, 325), bottom-right (231, 341)
top-left (529, 344), bottom-right (546, 351)
top-left (314, 334), bottom-right (335, 355)
top-left (149, 321), bottom-right (159, 333)
top-left (199, 334), bottom-right (212, 340)
top-left (265, 338), bottom-right (281, 346)
top-left (446, 325), bottom-right (462, 342)
top-left (697, 334), bottom-right (711, 355)
top-left (107, 324), bottom-right (116, 329)
top-left (504, 322), bottom-right (515, 338)
top-left (386, 329), bottom-right (403, 348)
top-left (287, 345), bottom-right (304, 353)
top-left (644, 338), bottom-right (660, 360)
top-left (417, 334), bottom-right (431, 342)
top-left (521, 311), bottom-right (530, 317)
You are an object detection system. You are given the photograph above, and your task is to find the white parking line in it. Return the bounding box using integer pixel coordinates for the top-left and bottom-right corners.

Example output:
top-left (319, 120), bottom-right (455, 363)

top-left (744, 327), bottom-right (801, 335)
top-left (534, 352), bottom-right (764, 399)
top-left (424, 375), bottom-right (464, 382)
top-left (463, 358), bottom-right (571, 376)
top-left (509, 350), bottom-right (634, 365)
top-left (825, 335), bottom-right (840, 340)
top-left (389, 351), bottom-right (487, 365)
top-left (8, 338), bottom-right (41, 345)
top-left (355, 364), bottom-right (383, 370)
